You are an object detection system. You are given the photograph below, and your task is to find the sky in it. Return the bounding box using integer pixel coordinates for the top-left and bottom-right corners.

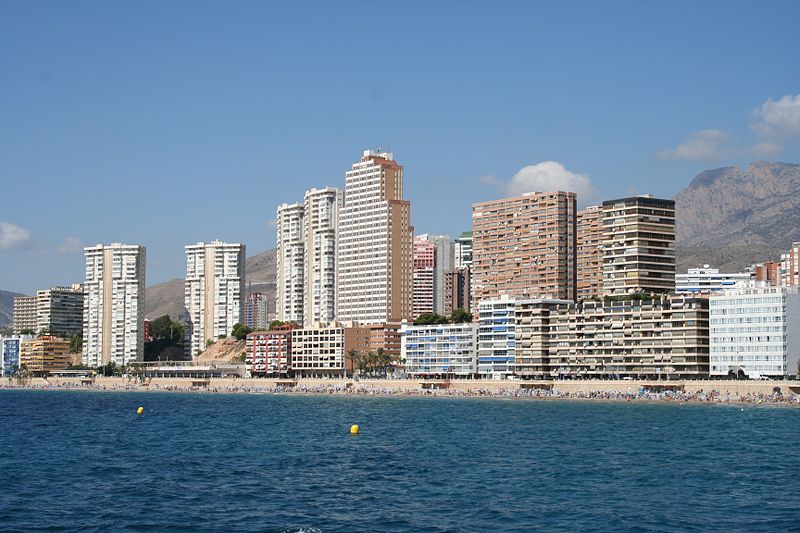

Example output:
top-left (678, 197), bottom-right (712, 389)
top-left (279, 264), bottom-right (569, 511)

top-left (1, 0), bottom-right (799, 294)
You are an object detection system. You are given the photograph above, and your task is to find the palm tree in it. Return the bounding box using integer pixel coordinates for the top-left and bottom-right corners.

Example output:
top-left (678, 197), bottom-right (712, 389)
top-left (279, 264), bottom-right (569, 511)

top-left (17, 363), bottom-right (32, 386)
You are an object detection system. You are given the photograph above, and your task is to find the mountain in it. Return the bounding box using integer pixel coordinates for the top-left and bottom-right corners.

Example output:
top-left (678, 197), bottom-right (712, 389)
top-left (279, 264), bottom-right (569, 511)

top-left (0, 290), bottom-right (26, 329)
top-left (144, 248), bottom-right (276, 320)
top-left (675, 161), bottom-right (800, 272)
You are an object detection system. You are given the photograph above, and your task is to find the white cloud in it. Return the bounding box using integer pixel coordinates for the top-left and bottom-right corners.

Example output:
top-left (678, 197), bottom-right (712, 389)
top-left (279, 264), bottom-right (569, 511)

top-left (658, 129), bottom-right (729, 160)
top-left (752, 94), bottom-right (800, 137)
top-left (479, 175), bottom-right (500, 186)
top-left (751, 142), bottom-right (783, 157)
top-left (0, 221), bottom-right (32, 251)
top-left (58, 237), bottom-right (84, 254)
top-left (501, 161), bottom-right (595, 206)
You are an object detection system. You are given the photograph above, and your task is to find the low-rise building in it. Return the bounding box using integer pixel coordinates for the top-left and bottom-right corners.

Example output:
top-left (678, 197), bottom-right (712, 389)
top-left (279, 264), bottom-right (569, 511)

top-left (478, 296), bottom-right (517, 379)
top-left (20, 336), bottom-right (71, 375)
top-left (676, 266), bottom-right (751, 294)
top-left (401, 322), bottom-right (478, 378)
top-left (710, 285), bottom-right (800, 378)
top-left (289, 322), bottom-right (368, 378)
top-left (1, 336), bottom-right (33, 377)
top-left (246, 324), bottom-right (300, 377)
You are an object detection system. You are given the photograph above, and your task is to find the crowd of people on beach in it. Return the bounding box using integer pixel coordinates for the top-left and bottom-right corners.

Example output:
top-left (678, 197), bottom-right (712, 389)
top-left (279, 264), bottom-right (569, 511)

top-left (3, 379), bottom-right (799, 406)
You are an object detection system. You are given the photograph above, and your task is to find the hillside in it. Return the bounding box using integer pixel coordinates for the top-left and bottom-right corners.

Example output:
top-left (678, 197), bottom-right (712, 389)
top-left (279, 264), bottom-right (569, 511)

top-left (0, 289), bottom-right (26, 329)
top-left (675, 161), bottom-right (800, 272)
top-left (145, 248), bottom-right (276, 320)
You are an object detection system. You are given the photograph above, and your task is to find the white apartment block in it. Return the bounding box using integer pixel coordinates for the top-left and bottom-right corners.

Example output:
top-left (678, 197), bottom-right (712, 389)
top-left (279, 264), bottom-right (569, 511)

top-left (12, 296), bottom-right (37, 334)
top-left (478, 296), bottom-right (517, 379)
top-left (36, 285), bottom-right (84, 336)
top-left (710, 285), bottom-right (800, 378)
top-left (676, 265), bottom-right (752, 294)
top-left (304, 187), bottom-right (343, 325)
top-left (82, 243), bottom-right (146, 367)
top-left (276, 202), bottom-right (306, 323)
top-left (401, 322), bottom-right (478, 378)
top-left (337, 150), bottom-right (413, 324)
top-left (416, 234), bottom-right (454, 314)
top-left (454, 231), bottom-right (473, 269)
top-left (184, 241), bottom-right (246, 358)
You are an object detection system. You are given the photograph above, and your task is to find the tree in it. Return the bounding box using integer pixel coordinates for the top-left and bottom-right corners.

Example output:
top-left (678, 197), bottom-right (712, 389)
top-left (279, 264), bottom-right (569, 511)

top-left (413, 313), bottom-right (450, 326)
top-left (231, 323), bottom-right (252, 341)
top-left (450, 308), bottom-right (473, 323)
top-left (150, 315), bottom-right (184, 345)
top-left (19, 328), bottom-right (36, 336)
top-left (269, 320), bottom-right (285, 330)
top-left (69, 333), bottom-right (83, 354)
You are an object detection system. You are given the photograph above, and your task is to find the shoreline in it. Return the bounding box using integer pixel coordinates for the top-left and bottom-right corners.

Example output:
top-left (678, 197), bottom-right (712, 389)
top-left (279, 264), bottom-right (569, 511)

top-left (3, 380), bottom-right (798, 408)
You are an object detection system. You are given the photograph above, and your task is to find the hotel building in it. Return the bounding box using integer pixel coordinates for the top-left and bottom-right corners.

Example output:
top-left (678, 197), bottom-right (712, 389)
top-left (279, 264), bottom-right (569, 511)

top-left (12, 296), bottom-right (37, 334)
top-left (290, 322), bottom-right (370, 378)
top-left (276, 202), bottom-right (306, 323)
top-left (21, 335), bottom-right (71, 375)
top-left (710, 285), bottom-right (800, 378)
top-left (1, 335), bottom-right (32, 377)
top-left (472, 191), bottom-right (577, 313)
top-left (36, 285), bottom-right (84, 336)
top-left (184, 241), bottom-right (246, 358)
top-left (576, 205), bottom-right (603, 300)
top-left (401, 322), bottom-right (478, 378)
top-left (245, 323), bottom-right (300, 377)
top-left (304, 187), bottom-right (343, 325)
top-left (82, 243), bottom-right (146, 367)
top-left (412, 237), bottom-right (436, 319)
top-left (477, 296), bottom-right (517, 379)
top-left (601, 195), bottom-right (676, 295)
top-left (676, 266), bottom-right (752, 294)
top-left (337, 150), bottom-right (413, 324)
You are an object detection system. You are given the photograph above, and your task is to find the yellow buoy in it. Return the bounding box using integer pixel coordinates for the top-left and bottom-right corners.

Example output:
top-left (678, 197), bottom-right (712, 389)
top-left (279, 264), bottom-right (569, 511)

top-left (350, 424), bottom-right (360, 435)
top-left (137, 406), bottom-right (144, 415)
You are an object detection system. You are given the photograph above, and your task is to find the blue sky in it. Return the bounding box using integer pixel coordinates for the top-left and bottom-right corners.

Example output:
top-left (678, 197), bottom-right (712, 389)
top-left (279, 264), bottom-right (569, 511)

top-left (1, 0), bottom-right (799, 294)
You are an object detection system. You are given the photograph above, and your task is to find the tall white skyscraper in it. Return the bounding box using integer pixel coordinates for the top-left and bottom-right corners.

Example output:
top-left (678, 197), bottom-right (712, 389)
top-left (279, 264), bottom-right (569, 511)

top-left (416, 234), bottom-right (454, 314)
top-left (304, 187), bottom-right (343, 325)
top-left (454, 231), bottom-right (473, 269)
top-left (276, 203), bottom-right (306, 323)
top-left (337, 150), bottom-right (413, 324)
top-left (184, 241), bottom-right (246, 357)
top-left (82, 243), bottom-right (146, 367)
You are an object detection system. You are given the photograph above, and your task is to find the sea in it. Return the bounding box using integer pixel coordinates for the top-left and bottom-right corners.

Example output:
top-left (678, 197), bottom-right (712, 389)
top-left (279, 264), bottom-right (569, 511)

top-left (0, 389), bottom-right (798, 532)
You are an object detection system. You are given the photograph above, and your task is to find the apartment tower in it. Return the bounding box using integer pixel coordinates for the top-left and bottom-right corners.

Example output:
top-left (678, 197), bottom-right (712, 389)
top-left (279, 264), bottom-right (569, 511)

top-left (184, 241), bottom-right (246, 358)
top-left (576, 206), bottom-right (603, 300)
top-left (601, 195), bottom-right (676, 295)
top-left (337, 150), bottom-right (413, 324)
top-left (304, 187), bottom-right (343, 325)
top-left (82, 243), bottom-right (146, 366)
top-left (472, 191), bottom-right (577, 312)
top-left (412, 237), bottom-right (436, 319)
top-left (276, 202), bottom-right (306, 323)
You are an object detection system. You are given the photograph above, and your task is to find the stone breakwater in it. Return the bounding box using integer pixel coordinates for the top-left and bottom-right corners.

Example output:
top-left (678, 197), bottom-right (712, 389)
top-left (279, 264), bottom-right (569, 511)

top-left (4, 376), bottom-right (800, 405)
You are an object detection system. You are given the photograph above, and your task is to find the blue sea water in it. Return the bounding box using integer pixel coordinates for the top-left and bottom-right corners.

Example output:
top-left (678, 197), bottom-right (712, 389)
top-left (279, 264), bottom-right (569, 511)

top-left (0, 390), bottom-right (799, 532)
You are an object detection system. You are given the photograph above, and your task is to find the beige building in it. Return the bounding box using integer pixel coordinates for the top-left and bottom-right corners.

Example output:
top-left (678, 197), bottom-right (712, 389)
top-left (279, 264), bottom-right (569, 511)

top-left (82, 243), bottom-right (145, 367)
top-left (515, 295), bottom-right (709, 379)
top-left (412, 237), bottom-right (436, 319)
top-left (337, 150), bottom-right (413, 324)
top-left (576, 205), bottom-right (603, 301)
top-left (601, 195), bottom-right (676, 295)
top-left (21, 335), bottom-right (71, 374)
top-left (184, 241), bottom-right (246, 358)
top-left (472, 191), bottom-right (577, 312)
top-left (289, 322), bottom-right (369, 377)
top-left (276, 202), bottom-right (306, 323)
top-left (304, 187), bottom-right (343, 325)
top-left (12, 295), bottom-right (37, 334)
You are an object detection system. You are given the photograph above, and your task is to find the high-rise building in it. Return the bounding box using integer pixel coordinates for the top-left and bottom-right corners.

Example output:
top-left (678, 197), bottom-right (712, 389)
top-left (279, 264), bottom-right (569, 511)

top-left (304, 187), bottom-right (343, 325)
top-left (576, 205), bottom-right (603, 301)
top-left (21, 335), bottom-right (71, 375)
top-left (276, 202), bottom-right (306, 323)
top-left (35, 285), bottom-right (84, 337)
top-left (454, 231), bottom-right (473, 269)
top-left (337, 150), bottom-right (413, 324)
top-left (472, 191), bottom-right (577, 312)
top-left (710, 285), bottom-right (800, 378)
top-left (12, 296), bottom-right (37, 334)
top-left (416, 234), bottom-right (454, 313)
top-left (82, 243), bottom-right (146, 367)
top-left (412, 237), bottom-right (436, 319)
top-left (754, 261), bottom-right (782, 285)
top-left (443, 268), bottom-right (470, 316)
top-left (244, 292), bottom-right (269, 331)
top-left (601, 195), bottom-right (676, 295)
top-left (184, 241), bottom-right (246, 358)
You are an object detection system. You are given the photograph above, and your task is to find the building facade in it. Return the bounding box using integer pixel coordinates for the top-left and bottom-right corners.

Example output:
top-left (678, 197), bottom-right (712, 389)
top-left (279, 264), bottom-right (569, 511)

top-left (21, 336), bottom-right (71, 375)
top-left (601, 195), bottom-right (676, 295)
top-left (337, 150), bottom-right (413, 324)
top-left (443, 268), bottom-right (471, 317)
top-left (412, 237), bottom-right (436, 319)
top-left (676, 266), bottom-right (752, 294)
top-left (1, 336), bottom-right (32, 377)
top-left (304, 187), bottom-right (343, 325)
top-left (416, 234), bottom-right (454, 313)
top-left (401, 322), bottom-right (478, 378)
top-left (477, 296), bottom-right (517, 379)
top-left (710, 285), bottom-right (800, 378)
top-left (244, 292), bottom-right (269, 331)
top-left (576, 205), bottom-right (603, 301)
top-left (12, 296), bottom-right (37, 334)
top-left (276, 202), bottom-right (306, 323)
top-left (184, 241), bottom-right (246, 358)
top-left (290, 322), bottom-right (370, 377)
top-left (245, 324), bottom-right (300, 377)
top-left (36, 285), bottom-right (84, 336)
top-left (472, 191), bottom-right (577, 313)
top-left (82, 243), bottom-right (146, 367)
top-left (454, 231), bottom-right (473, 269)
